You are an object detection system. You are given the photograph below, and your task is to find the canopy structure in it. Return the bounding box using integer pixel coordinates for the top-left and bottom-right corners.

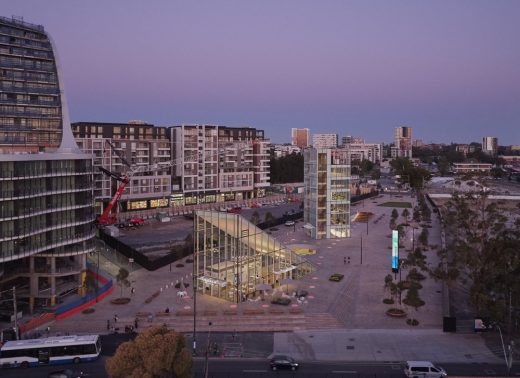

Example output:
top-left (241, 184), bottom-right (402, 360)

top-left (194, 211), bottom-right (316, 302)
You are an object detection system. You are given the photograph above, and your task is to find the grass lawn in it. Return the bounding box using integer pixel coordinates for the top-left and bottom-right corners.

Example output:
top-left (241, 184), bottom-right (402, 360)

top-left (378, 201), bottom-right (412, 208)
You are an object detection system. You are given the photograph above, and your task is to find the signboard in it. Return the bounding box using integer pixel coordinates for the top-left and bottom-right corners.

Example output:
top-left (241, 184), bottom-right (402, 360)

top-left (391, 230), bottom-right (399, 273)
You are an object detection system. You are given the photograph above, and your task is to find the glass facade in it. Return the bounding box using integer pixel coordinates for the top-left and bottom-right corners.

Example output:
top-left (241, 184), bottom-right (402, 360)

top-left (194, 211), bottom-right (315, 302)
top-left (304, 148), bottom-right (351, 239)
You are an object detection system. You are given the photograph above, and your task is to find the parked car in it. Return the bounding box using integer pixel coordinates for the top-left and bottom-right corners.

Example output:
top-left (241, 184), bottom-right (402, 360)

top-left (404, 361), bottom-right (447, 378)
top-left (285, 220), bottom-right (295, 226)
top-left (250, 202), bottom-right (262, 208)
top-left (227, 207), bottom-right (242, 214)
top-left (270, 355), bottom-right (299, 371)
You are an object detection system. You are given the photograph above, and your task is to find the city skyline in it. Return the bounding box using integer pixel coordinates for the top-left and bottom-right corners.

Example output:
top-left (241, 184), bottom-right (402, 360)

top-left (2, 0), bottom-right (520, 144)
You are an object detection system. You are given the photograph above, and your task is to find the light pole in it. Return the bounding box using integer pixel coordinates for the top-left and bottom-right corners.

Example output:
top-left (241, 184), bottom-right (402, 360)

top-left (360, 235), bottom-right (363, 265)
top-left (204, 321), bottom-right (212, 378)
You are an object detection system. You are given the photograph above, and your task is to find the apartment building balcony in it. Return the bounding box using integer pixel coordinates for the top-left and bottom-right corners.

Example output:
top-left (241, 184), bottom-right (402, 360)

top-left (0, 70), bottom-right (56, 83)
top-left (0, 231), bottom-right (96, 263)
top-left (0, 186), bottom-right (93, 200)
top-left (0, 85), bottom-right (60, 95)
top-left (0, 98), bottom-right (60, 107)
top-left (0, 60), bottom-right (55, 71)
top-left (0, 109), bottom-right (60, 118)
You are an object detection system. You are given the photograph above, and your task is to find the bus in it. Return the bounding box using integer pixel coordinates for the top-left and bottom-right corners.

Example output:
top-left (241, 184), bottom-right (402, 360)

top-left (0, 334), bottom-right (101, 368)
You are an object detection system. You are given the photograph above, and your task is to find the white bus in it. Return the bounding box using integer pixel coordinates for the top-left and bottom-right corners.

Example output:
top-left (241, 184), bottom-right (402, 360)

top-left (0, 334), bottom-right (101, 368)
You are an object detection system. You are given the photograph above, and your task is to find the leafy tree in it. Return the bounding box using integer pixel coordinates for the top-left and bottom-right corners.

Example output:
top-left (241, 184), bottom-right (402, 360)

top-left (106, 325), bottom-right (192, 378)
top-left (418, 228), bottom-right (429, 247)
top-left (269, 153), bottom-right (304, 183)
top-left (264, 211), bottom-right (274, 224)
top-left (84, 274), bottom-right (97, 294)
top-left (390, 157), bottom-right (431, 190)
top-left (116, 268), bottom-right (130, 298)
top-left (250, 210), bottom-right (260, 225)
top-left (401, 208), bottom-right (410, 222)
top-left (434, 192), bottom-right (520, 327)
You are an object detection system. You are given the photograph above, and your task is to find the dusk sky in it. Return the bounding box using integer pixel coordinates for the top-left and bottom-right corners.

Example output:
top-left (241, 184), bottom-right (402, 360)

top-left (3, 1), bottom-right (520, 144)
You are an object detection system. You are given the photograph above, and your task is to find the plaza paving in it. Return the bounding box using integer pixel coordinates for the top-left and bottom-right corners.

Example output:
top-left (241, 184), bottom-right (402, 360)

top-left (46, 193), bottom-right (503, 363)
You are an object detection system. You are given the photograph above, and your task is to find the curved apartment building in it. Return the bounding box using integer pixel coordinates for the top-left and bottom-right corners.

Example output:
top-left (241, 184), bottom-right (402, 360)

top-left (0, 16), bottom-right (95, 312)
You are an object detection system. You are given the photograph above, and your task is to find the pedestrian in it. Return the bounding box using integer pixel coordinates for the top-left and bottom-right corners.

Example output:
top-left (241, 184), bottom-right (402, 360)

top-left (343, 257), bottom-right (346, 265)
top-left (114, 314), bottom-right (118, 323)
top-left (131, 287), bottom-right (135, 296)
top-left (107, 320), bottom-right (110, 330)
top-left (134, 318), bottom-right (138, 329)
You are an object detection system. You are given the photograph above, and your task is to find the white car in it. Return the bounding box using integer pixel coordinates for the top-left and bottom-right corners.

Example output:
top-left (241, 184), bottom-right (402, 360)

top-left (285, 221), bottom-right (295, 226)
top-left (404, 361), bottom-right (447, 378)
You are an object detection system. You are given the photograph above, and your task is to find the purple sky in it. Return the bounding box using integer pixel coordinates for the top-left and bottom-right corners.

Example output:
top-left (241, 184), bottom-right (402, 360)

top-left (3, 0), bottom-right (520, 144)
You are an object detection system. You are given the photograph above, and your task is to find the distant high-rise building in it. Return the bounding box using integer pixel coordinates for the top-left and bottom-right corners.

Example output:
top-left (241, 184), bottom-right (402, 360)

top-left (291, 128), bottom-right (309, 149)
top-left (391, 126), bottom-right (412, 159)
top-left (344, 143), bottom-right (383, 164)
top-left (304, 148), bottom-right (350, 239)
top-left (341, 136), bottom-right (364, 146)
top-left (312, 133), bottom-right (338, 149)
top-left (482, 137), bottom-right (498, 156)
top-left (0, 16), bottom-right (95, 311)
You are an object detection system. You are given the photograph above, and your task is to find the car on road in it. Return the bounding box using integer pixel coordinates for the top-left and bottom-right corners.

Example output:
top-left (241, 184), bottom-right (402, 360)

top-left (284, 220), bottom-right (295, 226)
top-left (48, 370), bottom-right (88, 378)
top-left (404, 360), bottom-right (447, 378)
top-left (270, 355), bottom-right (299, 371)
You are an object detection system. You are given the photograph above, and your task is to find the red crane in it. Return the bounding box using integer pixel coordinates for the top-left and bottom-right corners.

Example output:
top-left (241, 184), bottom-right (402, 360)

top-left (97, 167), bottom-right (130, 226)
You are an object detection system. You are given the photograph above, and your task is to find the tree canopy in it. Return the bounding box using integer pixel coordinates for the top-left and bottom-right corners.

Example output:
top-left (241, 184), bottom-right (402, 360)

top-left (435, 192), bottom-right (520, 327)
top-left (106, 325), bottom-right (192, 378)
top-left (390, 158), bottom-right (431, 190)
top-left (270, 153), bottom-right (303, 183)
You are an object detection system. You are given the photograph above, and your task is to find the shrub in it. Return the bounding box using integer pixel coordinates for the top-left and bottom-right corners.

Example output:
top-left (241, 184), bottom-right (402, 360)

top-left (406, 318), bottom-right (419, 326)
top-left (383, 298), bottom-right (394, 305)
top-left (329, 273), bottom-right (344, 282)
top-left (82, 308), bottom-right (95, 314)
top-left (271, 297), bottom-right (291, 305)
top-left (176, 263), bottom-right (185, 268)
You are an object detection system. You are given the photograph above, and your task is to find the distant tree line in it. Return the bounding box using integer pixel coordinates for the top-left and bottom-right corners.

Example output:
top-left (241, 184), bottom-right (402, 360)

top-left (270, 153), bottom-right (303, 183)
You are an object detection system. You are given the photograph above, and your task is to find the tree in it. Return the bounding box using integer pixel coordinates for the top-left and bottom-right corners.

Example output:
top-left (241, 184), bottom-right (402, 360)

top-left (434, 192), bottom-right (520, 327)
top-left (401, 208), bottom-right (410, 222)
top-left (106, 325), bottom-right (192, 378)
top-left (391, 209), bottom-right (399, 221)
top-left (116, 268), bottom-right (130, 298)
top-left (84, 274), bottom-right (97, 294)
top-left (250, 210), bottom-right (260, 225)
top-left (264, 211), bottom-right (274, 225)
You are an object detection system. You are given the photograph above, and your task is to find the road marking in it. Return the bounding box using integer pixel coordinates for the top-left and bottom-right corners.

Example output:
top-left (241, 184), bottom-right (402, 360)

top-left (242, 370), bottom-right (267, 373)
top-left (332, 371), bottom-right (357, 374)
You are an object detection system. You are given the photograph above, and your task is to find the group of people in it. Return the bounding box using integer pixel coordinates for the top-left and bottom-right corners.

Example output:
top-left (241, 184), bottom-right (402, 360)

top-left (107, 315), bottom-right (139, 333)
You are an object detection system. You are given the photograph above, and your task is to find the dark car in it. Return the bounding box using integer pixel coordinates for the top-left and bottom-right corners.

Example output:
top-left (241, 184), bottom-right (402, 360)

top-left (48, 370), bottom-right (88, 378)
top-left (270, 355), bottom-right (299, 371)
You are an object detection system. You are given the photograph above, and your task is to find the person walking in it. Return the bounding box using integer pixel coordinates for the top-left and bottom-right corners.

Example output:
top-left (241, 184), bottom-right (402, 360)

top-left (107, 320), bottom-right (110, 330)
top-left (343, 257), bottom-right (346, 265)
top-left (114, 314), bottom-right (118, 323)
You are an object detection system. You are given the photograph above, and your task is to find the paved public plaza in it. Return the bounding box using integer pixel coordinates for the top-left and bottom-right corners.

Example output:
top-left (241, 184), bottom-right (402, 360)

top-left (42, 193), bottom-right (503, 363)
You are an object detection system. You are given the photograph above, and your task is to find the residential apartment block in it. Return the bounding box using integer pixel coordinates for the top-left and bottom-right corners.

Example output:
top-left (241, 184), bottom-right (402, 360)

top-left (170, 125), bottom-right (270, 205)
top-left (0, 17), bottom-right (95, 311)
top-left (453, 162), bottom-right (493, 174)
top-left (391, 126), bottom-right (412, 159)
top-left (270, 143), bottom-right (301, 158)
top-left (343, 143), bottom-right (382, 164)
top-left (72, 121), bottom-right (171, 213)
top-left (482, 136), bottom-right (498, 156)
top-left (303, 148), bottom-right (350, 239)
top-left (291, 128), bottom-right (309, 149)
top-left (312, 133), bottom-right (338, 149)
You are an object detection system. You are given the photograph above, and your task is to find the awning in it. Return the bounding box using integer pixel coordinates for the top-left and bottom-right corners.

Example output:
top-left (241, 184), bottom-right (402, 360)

top-left (199, 276), bottom-right (227, 287)
top-left (303, 223), bottom-right (315, 230)
top-left (274, 265), bottom-right (296, 275)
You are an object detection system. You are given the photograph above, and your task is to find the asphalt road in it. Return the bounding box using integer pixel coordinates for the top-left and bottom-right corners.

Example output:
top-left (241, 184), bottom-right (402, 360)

top-left (2, 358), bottom-right (517, 378)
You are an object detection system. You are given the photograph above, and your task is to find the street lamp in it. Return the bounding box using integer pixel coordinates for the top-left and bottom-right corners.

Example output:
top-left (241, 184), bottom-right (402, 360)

top-left (204, 321), bottom-right (212, 378)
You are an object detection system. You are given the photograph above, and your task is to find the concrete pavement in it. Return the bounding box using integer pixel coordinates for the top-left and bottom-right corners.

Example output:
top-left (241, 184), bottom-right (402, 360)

top-left (37, 193), bottom-right (504, 364)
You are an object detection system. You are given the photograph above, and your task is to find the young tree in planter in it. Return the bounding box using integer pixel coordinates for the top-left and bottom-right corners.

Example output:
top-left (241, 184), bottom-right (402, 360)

top-left (383, 274), bottom-right (398, 304)
top-left (401, 208), bottom-right (410, 223)
top-left (418, 228), bottom-right (429, 248)
top-left (264, 211), bottom-right (274, 225)
top-left (250, 210), bottom-right (260, 225)
top-left (391, 209), bottom-right (399, 221)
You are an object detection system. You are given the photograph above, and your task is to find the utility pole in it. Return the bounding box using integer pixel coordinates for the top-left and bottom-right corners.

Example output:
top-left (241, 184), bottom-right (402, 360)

top-left (360, 235), bottom-right (363, 265)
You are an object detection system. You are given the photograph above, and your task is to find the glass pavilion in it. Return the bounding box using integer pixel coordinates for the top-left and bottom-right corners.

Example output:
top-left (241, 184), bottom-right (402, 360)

top-left (194, 211), bottom-right (316, 302)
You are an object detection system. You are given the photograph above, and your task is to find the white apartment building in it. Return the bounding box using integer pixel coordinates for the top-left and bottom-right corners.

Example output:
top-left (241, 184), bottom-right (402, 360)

top-left (312, 133), bottom-right (338, 149)
top-left (271, 144), bottom-right (302, 158)
top-left (170, 125), bottom-right (270, 205)
top-left (344, 143), bottom-right (383, 164)
top-left (482, 137), bottom-right (498, 156)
